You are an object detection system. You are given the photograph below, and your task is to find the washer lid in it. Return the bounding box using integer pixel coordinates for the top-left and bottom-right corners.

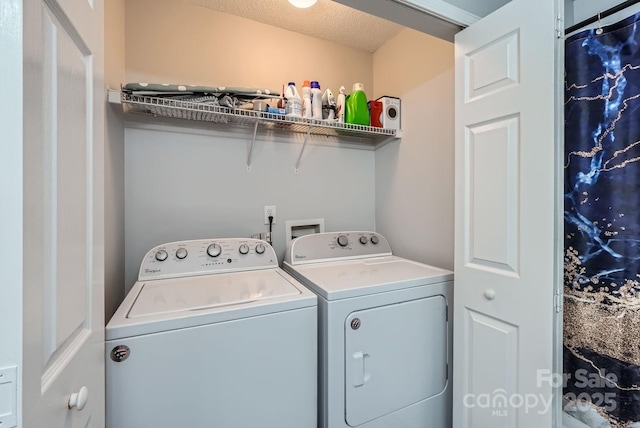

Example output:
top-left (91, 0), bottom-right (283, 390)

top-left (285, 256), bottom-right (453, 300)
top-left (106, 268), bottom-right (316, 340)
top-left (129, 269), bottom-right (302, 318)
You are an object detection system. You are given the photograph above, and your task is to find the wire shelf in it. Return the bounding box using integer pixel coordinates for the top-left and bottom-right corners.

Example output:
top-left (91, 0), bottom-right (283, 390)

top-left (120, 92), bottom-right (399, 146)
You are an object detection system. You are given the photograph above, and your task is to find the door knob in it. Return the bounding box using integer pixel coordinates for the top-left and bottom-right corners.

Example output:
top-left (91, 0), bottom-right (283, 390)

top-left (484, 289), bottom-right (496, 300)
top-left (68, 386), bottom-right (89, 410)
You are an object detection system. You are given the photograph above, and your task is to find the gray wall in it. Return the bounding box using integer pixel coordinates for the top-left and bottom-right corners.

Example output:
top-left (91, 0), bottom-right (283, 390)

top-left (565, 0), bottom-right (639, 29)
top-left (372, 29), bottom-right (455, 270)
top-left (441, 0), bottom-right (510, 18)
top-left (104, 0), bottom-right (126, 321)
top-left (570, 0), bottom-right (623, 24)
top-left (124, 126), bottom-right (376, 290)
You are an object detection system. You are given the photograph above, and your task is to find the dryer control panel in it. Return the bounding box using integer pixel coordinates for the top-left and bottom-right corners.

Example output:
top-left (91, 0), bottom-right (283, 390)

top-left (138, 238), bottom-right (278, 281)
top-left (285, 231), bottom-right (392, 265)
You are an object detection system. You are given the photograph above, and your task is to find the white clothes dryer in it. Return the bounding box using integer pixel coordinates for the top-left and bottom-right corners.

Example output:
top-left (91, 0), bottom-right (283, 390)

top-left (284, 231), bottom-right (453, 428)
top-left (106, 238), bottom-right (317, 428)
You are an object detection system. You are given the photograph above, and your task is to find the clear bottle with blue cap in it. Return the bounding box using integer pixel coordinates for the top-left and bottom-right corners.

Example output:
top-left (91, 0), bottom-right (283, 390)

top-left (311, 81), bottom-right (322, 119)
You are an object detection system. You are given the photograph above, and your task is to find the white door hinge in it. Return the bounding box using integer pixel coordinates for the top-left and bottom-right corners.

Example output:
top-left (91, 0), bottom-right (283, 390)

top-left (556, 14), bottom-right (564, 39)
top-left (554, 288), bottom-right (563, 313)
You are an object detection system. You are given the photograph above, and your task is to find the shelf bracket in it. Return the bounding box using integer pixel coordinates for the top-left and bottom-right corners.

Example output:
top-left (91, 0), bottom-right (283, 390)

top-left (295, 126), bottom-right (312, 173)
top-left (247, 120), bottom-right (259, 172)
top-left (107, 89), bottom-right (122, 105)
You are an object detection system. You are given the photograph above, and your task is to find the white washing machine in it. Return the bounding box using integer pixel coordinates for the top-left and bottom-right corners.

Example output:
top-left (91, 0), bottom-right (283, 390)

top-left (106, 238), bottom-right (317, 428)
top-left (284, 231), bottom-right (453, 428)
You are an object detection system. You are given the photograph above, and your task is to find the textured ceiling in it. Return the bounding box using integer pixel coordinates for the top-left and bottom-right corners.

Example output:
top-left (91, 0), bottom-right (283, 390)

top-left (179, 0), bottom-right (404, 52)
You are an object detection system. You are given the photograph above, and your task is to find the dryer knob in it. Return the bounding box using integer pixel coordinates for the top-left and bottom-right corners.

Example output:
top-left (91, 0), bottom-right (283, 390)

top-left (359, 236), bottom-right (368, 245)
top-left (155, 249), bottom-right (168, 262)
top-left (255, 243), bottom-right (266, 254)
top-left (176, 248), bottom-right (188, 259)
top-left (337, 235), bottom-right (349, 247)
top-left (207, 243), bottom-right (222, 258)
top-left (370, 235), bottom-right (379, 245)
top-left (239, 244), bottom-right (250, 255)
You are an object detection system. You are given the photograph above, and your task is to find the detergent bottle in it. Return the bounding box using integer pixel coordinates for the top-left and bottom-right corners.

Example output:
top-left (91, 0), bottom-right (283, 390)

top-left (301, 80), bottom-right (312, 119)
top-left (311, 81), bottom-right (322, 120)
top-left (345, 83), bottom-right (369, 126)
top-left (285, 82), bottom-right (302, 117)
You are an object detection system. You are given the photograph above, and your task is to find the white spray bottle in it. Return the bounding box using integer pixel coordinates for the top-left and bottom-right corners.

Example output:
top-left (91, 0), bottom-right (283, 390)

top-left (311, 81), bottom-right (323, 120)
top-left (336, 86), bottom-right (346, 123)
top-left (302, 80), bottom-right (312, 119)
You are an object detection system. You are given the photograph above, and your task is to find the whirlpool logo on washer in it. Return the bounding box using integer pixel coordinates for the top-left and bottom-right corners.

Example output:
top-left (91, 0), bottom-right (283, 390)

top-left (294, 254), bottom-right (307, 259)
top-left (145, 268), bottom-right (161, 274)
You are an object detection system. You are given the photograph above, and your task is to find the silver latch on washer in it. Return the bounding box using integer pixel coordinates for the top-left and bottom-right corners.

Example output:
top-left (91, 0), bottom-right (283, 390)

top-left (110, 345), bottom-right (131, 362)
top-left (350, 318), bottom-right (361, 330)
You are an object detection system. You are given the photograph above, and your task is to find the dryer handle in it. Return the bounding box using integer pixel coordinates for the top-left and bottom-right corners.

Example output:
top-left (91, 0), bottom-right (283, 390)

top-left (352, 351), bottom-right (371, 387)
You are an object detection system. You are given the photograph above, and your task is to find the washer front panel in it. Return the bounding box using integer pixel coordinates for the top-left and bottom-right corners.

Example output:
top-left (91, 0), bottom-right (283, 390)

top-left (345, 296), bottom-right (447, 426)
top-left (318, 282), bottom-right (453, 428)
top-left (106, 305), bottom-right (317, 428)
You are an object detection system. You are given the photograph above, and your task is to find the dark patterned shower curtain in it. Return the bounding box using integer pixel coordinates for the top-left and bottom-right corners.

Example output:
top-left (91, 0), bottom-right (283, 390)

top-left (565, 12), bottom-right (640, 428)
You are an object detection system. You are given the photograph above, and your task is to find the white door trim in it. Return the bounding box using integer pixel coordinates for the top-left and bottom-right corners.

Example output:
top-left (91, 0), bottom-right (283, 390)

top-left (0, 0), bottom-right (24, 426)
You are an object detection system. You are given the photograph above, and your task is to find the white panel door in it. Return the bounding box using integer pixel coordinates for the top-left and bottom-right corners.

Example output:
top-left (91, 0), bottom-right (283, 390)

top-left (453, 0), bottom-right (562, 427)
top-left (22, 0), bottom-right (104, 426)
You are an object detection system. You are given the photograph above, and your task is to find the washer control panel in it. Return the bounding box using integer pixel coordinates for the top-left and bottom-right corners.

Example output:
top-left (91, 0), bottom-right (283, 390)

top-left (139, 238), bottom-right (277, 280)
top-left (285, 231), bottom-right (392, 265)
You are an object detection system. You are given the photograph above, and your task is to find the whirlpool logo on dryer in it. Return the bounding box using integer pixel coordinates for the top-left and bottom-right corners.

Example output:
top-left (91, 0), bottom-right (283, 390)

top-left (145, 268), bottom-right (161, 274)
top-left (294, 254), bottom-right (307, 259)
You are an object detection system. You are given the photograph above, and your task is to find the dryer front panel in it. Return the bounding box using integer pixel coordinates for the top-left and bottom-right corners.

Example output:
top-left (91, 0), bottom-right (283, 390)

top-left (344, 296), bottom-right (447, 426)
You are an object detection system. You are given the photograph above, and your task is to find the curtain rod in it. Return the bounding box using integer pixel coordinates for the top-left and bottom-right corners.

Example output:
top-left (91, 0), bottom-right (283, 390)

top-left (565, 0), bottom-right (640, 34)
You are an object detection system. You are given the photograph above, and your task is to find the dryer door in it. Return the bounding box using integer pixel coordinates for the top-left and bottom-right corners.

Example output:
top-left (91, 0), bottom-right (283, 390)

top-left (344, 295), bottom-right (448, 426)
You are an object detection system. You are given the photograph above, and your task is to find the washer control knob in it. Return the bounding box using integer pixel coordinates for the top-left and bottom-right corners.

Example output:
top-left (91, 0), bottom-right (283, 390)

top-left (337, 235), bottom-right (349, 247)
top-left (155, 250), bottom-right (168, 262)
top-left (370, 235), bottom-right (380, 245)
top-left (176, 248), bottom-right (188, 259)
top-left (359, 236), bottom-right (368, 245)
top-left (255, 243), bottom-right (266, 254)
top-left (207, 243), bottom-right (222, 258)
top-left (239, 244), bottom-right (250, 255)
